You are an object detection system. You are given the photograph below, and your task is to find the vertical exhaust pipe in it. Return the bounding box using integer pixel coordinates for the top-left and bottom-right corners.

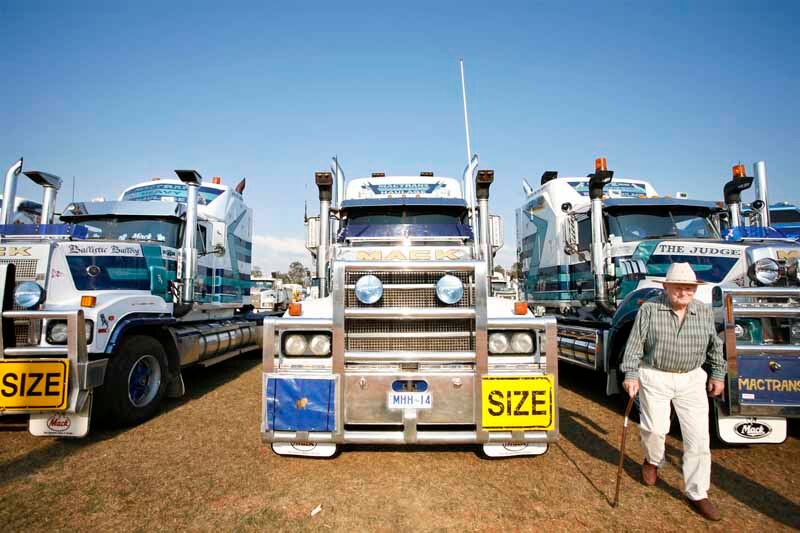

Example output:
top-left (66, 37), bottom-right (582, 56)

top-left (463, 155), bottom-right (479, 257)
top-left (476, 170), bottom-right (494, 272)
top-left (315, 172), bottom-right (333, 298)
top-left (2, 159), bottom-right (23, 225)
top-left (175, 170), bottom-right (202, 303)
top-left (588, 158), bottom-right (614, 316)
top-left (723, 164), bottom-right (754, 228)
top-left (753, 160), bottom-right (770, 227)
top-left (23, 171), bottom-right (63, 224)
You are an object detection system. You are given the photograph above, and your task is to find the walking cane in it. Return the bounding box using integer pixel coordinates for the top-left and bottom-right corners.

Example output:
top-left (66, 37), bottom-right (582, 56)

top-left (612, 395), bottom-right (636, 507)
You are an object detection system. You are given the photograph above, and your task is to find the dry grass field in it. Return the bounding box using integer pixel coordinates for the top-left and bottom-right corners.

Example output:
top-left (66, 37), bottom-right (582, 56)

top-left (1, 354), bottom-right (798, 531)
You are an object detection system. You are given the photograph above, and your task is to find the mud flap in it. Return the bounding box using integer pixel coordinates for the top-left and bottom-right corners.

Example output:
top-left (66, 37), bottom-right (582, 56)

top-left (713, 402), bottom-right (787, 445)
top-left (29, 392), bottom-right (92, 438)
top-left (483, 442), bottom-right (548, 457)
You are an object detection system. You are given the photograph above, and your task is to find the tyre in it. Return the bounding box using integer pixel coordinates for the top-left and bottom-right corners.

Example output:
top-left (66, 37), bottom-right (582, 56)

top-left (97, 335), bottom-right (168, 427)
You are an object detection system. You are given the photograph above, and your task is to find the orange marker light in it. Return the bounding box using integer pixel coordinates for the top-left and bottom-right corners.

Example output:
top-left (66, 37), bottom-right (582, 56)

top-left (514, 301), bottom-right (528, 315)
top-left (81, 296), bottom-right (96, 308)
top-left (212, 176), bottom-right (221, 184)
top-left (288, 302), bottom-right (302, 316)
top-left (732, 164), bottom-right (746, 179)
top-left (595, 157), bottom-right (607, 171)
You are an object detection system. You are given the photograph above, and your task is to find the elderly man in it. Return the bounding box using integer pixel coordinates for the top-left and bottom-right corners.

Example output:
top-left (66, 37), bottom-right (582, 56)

top-left (621, 262), bottom-right (726, 521)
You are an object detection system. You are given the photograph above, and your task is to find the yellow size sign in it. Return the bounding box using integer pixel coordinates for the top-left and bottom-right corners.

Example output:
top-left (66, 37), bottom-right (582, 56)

top-left (481, 375), bottom-right (554, 431)
top-left (0, 360), bottom-right (69, 411)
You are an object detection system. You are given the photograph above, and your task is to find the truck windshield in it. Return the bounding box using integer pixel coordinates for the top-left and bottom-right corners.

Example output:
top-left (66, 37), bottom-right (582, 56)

top-left (253, 280), bottom-right (274, 290)
top-left (340, 206), bottom-right (472, 240)
top-left (645, 254), bottom-right (737, 283)
top-left (73, 217), bottom-right (180, 246)
top-left (770, 209), bottom-right (800, 223)
top-left (607, 208), bottom-right (718, 242)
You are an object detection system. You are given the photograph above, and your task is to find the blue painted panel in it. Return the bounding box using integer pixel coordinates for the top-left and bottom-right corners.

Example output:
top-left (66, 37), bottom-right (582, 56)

top-left (265, 377), bottom-right (335, 432)
top-left (737, 356), bottom-right (800, 406)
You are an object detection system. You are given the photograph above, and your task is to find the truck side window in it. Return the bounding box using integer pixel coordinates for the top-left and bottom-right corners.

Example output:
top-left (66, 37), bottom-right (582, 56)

top-left (196, 224), bottom-right (208, 254)
top-left (577, 217), bottom-right (592, 252)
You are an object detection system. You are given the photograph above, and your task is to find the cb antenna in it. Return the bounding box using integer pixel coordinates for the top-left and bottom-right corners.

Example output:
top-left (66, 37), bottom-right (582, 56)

top-left (459, 58), bottom-right (480, 256)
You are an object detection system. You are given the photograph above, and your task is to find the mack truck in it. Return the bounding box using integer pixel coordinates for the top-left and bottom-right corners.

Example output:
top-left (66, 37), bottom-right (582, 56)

top-left (261, 158), bottom-right (558, 457)
top-left (516, 157), bottom-right (800, 444)
top-left (0, 159), bottom-right (259, 437)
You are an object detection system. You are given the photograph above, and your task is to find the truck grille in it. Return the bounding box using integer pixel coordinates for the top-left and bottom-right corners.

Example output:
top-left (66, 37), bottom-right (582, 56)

top-left (345, 270), bottom-right (474, 308)
top-left (347, 336), bottom-right (473, 352)
top-left (0, 259), bottom-right (38, 280)
top-left (15, 322), bottom-right (31, 345)
top-left (1, 258), bottom-right (41, 347)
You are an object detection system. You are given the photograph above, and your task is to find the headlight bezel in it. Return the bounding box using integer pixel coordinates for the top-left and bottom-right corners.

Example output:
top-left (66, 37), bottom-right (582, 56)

top-left (14, 281), bottom-right (45, 309)
top-left (281, 331), bottom-right (332, 357)
top-left (488, 330), bottom-right (537, 355)
top-left (46, 319), bottom-right (94, 345)
top-left (435, 274), bottom-right (464, 305)
top-left (354, 275), bottom-right (383, 305)
top-left (749, 258), bottom-right (781, 286)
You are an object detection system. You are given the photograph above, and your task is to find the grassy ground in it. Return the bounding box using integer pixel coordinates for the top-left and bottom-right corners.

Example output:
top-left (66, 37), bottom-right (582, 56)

top-left (1, 355), bottom-right (798, 531)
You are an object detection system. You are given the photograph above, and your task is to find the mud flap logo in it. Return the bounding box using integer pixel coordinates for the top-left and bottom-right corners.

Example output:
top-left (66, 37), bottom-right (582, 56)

top-left (46, 414), bottom-right (71, 432)
top-left (734, 421), bottom-right (772, 439)
top-left (291, 442), bottom-right (317, 452)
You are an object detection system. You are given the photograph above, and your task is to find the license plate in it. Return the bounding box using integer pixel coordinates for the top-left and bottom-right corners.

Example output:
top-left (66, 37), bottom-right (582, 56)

top-left (481, 375), bottom-right (554, 431)
top-left (387, 391), bottom-right (433, 410)
top-left (0, 359), bottom-right (69, 411)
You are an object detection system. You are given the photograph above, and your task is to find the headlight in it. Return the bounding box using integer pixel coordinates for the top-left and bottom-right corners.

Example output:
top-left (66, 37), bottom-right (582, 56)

top-left (489, 333), bottom-right (510, 354)
top-left (354, 275), bottom-right (383, 304)
top-left (751, 258), bottom-right (780, 285)
top-left (734, 324), bottom-right (746, 339)
top-left (436, 274), bottom-right (464, 305)
top-left (284, 334), bottom-right (308, 356)
top-left (309, 334), bottom-right (331, 356)
top-left (510, 332), bottom-right (534, 353)
top-left (14, 281), bottom-right (44, 309)
top-left (46, 319), bottom-right (94, 345)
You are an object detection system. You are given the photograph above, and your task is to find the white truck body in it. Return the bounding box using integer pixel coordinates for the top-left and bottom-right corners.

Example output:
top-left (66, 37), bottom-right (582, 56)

top-left (261, 164), bottom-right (559, 457)
top-left (0, 162), bottom-right (259, 437)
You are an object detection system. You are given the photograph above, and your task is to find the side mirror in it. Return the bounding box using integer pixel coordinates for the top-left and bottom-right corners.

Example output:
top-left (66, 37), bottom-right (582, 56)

top-left (212, 244), bottom-right (225, 257)
top-left (149, 266), bottom-right (169, 301)
top-left (564, 213), bottom-right (578, 255)
top-left (489, 214), bottom-right (503, 253)
top-left (306, 215), bottom-right (320, 254)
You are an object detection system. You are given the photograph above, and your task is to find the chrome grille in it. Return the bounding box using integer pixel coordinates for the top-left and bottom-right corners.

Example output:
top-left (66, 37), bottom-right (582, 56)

top-left (345, 319), bottom-right (475, 352)
top-left (346, 270), bottom-right (474, 308)
top-left (348, 336), bottom-right (473, 352)
top-left (0, 259), bottom-right (38, 280)
top-left (15, 322), bottom-right (31, 345)
top-left (347, 319), bottom-right (474, 335)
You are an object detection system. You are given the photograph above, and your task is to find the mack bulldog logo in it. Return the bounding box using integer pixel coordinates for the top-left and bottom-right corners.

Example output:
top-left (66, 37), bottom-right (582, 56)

top-left (355, 249), bottom-right (465, 261)
top-left (67, 244), bottom-right (142, 256)
top-left (46, 414), bottom-right (71, 432)
top-left (734, 421), bottom-right (772, 439)
top-left (0, 246), bottom-right (31, 256)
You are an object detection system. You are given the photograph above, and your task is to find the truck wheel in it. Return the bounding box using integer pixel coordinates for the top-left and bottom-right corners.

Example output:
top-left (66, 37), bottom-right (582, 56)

top-left (100, 336), bottom-right (168, 427)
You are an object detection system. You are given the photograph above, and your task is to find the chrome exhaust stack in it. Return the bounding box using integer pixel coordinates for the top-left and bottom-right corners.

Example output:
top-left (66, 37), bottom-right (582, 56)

top-left (175, 170), bottom-right (202, 303)
top-left (475, 170), bottom-right (494, 272)
top-left (23, 171), bottom-right (63, 224)
top-left (315, 171), bottom-right (333, 298)
top-left (588, 158), bottom-right (614, 316)
top-left (2, 158), bottom-right (23, 225)
top-left (752, 160), bottom-right (770, 227)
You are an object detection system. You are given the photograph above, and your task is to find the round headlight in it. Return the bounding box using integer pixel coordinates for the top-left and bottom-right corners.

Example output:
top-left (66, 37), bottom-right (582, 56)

top-left (436, 275), bottom-right (464, 305)
top-left (309, 334), bottom-right (331, 356)
top-left (753, 258), bottom-right (780, 285)
top-left (510, 332), bottom-right (534, 353)
top-left (48, 321), bottom-right (69, 344)
top-left (355, 275), bottom-right (383, 304)
top-left (14, 281), bottom-right (44, 309)
top-left (734, 324), bottom-right (746, 339)
top-left (284, 334), bottom-right (308, 356)
top-left (488, 332), bottom-right (510, 354)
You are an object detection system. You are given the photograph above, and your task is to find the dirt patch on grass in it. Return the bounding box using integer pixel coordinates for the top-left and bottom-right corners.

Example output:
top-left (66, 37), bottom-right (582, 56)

top-left (1, 358), bottom-right (798, 531)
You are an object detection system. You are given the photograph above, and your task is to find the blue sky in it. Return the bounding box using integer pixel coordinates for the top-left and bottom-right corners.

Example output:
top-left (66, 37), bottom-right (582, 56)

top-left (1, 1), bottom-right (798, 272)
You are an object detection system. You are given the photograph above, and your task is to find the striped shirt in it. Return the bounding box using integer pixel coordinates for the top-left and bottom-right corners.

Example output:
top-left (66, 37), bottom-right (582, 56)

top-left (621, 294), bottom-right (726, 381)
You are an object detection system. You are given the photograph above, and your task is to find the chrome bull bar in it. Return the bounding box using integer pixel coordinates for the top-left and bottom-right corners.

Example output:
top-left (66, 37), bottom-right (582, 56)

top-left (0, 264), bottom-right (107, 415)
top-left (261, 259), bottom-right (559, 446)
top-left (720, 286), bottom-right (800, 418)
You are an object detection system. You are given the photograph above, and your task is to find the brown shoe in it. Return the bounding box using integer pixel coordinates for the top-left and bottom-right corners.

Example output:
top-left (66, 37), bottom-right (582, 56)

top-left (642, 460), bottom-right (658, 486)
top-left (688, 498), bottom-right (721, 521)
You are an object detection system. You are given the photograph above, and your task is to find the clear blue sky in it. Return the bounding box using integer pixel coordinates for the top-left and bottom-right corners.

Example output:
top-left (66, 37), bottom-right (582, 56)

top-left (2, 1), bottom-right (798, 272)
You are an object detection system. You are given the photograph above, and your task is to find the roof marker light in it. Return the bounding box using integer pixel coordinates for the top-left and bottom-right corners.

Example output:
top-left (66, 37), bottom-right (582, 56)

top-left (371, 172), bottom-right (385, 178)
top-left (732, 163), bottom-right (746, 179)
top-left (212, 176), bottom-right (221, 184)
top-left (420, 171), bottom-right (433, 177)
top-left (595, 157), bottom-right (608, 172)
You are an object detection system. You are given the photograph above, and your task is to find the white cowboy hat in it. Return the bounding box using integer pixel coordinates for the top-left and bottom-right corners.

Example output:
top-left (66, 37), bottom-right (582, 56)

top-left (655, 262), bottom-right (705, 285)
